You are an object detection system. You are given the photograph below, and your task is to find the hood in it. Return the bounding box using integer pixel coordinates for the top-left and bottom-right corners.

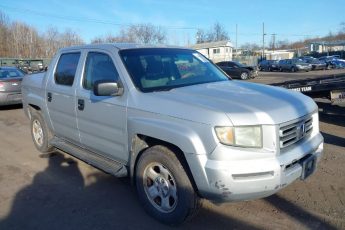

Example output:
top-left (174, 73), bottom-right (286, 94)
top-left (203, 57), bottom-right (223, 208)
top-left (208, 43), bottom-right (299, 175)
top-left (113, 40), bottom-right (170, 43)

top-left (135, 81), bottom-right (317, 126)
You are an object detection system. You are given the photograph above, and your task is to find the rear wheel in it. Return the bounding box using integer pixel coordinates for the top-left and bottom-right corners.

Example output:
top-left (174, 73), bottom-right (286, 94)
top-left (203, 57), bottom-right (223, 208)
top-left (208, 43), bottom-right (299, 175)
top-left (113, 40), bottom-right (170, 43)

top-left (291, 67), bottom-right (296, 72)
top-left (135, 145), bottom-right (200, 225)
top-left (240, 72), bottom-right (249, 80)
top-left (30, 111), bottom-right (54, 154)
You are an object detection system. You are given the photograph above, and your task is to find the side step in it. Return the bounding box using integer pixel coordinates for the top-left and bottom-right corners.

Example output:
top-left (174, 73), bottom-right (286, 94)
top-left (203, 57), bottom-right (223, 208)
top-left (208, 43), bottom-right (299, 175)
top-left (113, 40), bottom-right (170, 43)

top-left (50, 137), bottom-right (128, 177)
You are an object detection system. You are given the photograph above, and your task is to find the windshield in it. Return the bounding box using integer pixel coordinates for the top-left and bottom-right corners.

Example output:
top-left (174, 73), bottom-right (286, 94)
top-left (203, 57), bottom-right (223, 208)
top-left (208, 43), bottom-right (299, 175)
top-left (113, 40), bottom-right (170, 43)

top-left (120, 48), bottom-right (229, 92)
top-left (0, 68), bottom-right (25, 78)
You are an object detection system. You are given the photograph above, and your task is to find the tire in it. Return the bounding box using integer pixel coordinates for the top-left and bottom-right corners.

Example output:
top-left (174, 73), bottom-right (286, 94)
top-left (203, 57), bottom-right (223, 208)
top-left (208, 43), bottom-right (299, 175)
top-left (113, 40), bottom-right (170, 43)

top-left (240, 72), bottom-right (249, 80)
top-left (30, 111), bottom-right (54, 154)
top-left (268, 67), bottom-right (271, 72)
top-left (291, 67), bottom-right (296, 72)
top-left (135, 145), bottom-right (201, 225)
top-left (279, 67), bottom-right (283, 72)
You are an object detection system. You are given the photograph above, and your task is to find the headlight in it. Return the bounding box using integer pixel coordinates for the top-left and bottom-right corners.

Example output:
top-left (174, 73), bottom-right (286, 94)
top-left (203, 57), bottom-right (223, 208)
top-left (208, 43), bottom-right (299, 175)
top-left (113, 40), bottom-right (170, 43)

top-left (215, 126), bottom-right (262, 148)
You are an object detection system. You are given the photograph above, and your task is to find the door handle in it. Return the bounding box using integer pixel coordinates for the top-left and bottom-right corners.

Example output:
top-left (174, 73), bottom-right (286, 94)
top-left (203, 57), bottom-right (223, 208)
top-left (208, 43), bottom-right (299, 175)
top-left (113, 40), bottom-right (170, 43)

top-left (47, 92), bottom-right (52, 102)
top-left (78, 99), bottom-right (84, 111)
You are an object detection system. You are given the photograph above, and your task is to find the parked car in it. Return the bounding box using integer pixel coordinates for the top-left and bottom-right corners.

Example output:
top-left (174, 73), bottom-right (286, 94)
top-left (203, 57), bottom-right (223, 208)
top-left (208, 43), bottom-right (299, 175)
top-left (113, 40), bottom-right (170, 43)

top-left (22, 44), bottom-right (323, 225)
top-left (0, 66), bottom-right (25, 105)
top-left (216, 61), bottom-right (257, 79)
top-left (278, 59), bottom-right (312, 72)
top-left (318, 56), bottom-right (337, 69)
top-left (15, 60), bottom-right (31, 73)
top-left (305, 58), bottom-right (327, 70)
top-left (332, 58), bottom-right (345, 68)
top-left (258, 60), bottom-right (279, 71)
top-left (29, 59), bottom-right (45, 72)
top-left (0, 59), bottom-right (17, 67)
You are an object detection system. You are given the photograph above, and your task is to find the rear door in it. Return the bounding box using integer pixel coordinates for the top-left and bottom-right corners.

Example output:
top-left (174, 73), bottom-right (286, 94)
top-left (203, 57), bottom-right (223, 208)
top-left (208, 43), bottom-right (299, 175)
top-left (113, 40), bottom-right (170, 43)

top-left (46, 51), bottom-right (82, 145)
top-left (75, 50), bottom-right (128, 162)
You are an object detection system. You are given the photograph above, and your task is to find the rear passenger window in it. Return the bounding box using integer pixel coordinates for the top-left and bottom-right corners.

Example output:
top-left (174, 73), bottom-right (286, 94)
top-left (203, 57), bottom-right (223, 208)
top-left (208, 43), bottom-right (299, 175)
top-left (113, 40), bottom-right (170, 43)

top-left (54, 53), bottom-right (80, 86)
top-left (83, 52), bottom-right (119, 90)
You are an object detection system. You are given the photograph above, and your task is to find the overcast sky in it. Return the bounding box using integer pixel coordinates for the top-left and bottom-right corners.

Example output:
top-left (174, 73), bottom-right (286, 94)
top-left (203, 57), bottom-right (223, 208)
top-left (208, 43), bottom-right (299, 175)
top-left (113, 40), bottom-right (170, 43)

top-left (1, 0), bottom-right (344, 46)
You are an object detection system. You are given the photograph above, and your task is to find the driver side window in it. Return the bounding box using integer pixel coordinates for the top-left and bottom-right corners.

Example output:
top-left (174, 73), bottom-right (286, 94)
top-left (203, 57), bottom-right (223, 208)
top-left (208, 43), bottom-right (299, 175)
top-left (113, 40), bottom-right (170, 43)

top-left (83, 52), bottom-right (120, 90)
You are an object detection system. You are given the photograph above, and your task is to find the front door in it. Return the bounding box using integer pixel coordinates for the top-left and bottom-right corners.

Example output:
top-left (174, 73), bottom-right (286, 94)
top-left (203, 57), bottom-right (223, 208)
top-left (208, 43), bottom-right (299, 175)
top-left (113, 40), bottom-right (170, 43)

top-left (76, 51), bottom-right (128, 163)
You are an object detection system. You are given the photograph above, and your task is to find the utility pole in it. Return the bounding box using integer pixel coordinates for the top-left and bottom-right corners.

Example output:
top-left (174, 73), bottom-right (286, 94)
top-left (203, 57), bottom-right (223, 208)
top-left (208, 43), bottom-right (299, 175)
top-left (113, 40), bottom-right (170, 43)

top-left (262, 23), bottom-right (266, 60)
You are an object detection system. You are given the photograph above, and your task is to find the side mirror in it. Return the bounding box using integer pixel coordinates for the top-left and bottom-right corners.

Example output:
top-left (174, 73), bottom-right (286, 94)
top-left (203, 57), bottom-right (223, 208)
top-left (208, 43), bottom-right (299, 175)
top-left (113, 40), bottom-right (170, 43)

top-left (93, 80), bottom-right (124, 96)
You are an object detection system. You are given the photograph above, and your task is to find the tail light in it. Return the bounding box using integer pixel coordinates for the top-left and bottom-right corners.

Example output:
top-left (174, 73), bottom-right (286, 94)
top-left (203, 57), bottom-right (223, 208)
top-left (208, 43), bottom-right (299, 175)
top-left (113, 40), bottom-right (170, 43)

top-left (0, 82), bottom-right (4, 88)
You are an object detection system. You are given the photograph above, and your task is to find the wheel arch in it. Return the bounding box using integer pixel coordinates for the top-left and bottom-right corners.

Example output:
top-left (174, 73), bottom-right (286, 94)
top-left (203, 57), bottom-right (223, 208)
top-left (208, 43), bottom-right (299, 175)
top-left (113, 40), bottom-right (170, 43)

top-left (129, 134), bottom-right (202, 196)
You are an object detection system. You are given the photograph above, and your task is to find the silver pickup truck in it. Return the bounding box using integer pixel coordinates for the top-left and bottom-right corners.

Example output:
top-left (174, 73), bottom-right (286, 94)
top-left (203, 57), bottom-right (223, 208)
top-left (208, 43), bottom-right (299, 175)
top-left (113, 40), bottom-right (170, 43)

top-left (22, 43), bottom-right (324, 225)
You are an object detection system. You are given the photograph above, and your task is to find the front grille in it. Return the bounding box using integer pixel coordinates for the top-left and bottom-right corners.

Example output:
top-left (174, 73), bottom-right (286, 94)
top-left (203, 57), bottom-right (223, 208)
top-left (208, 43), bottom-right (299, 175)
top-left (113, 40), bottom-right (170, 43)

top-left (279, 116), bottom-right (313, 148)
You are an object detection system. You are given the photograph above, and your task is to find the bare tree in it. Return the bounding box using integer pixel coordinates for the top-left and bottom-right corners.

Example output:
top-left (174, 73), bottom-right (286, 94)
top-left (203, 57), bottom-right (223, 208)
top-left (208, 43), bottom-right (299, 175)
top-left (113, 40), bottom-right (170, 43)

top-left (91, 24), bottom-right (166, 44)
top-left (195, 22), bottom-right (229, 44)
top-left (210, 22), bottom-right (229, 42)
top-left (0, 10), bottom-right (84, 58)
top-left (91, 36), bottom-right (105, 44)
top-left (125, 24), bottom-right (166, 44)
top-left (241, 42), bottom-right (260, 51)
top-left (0, 12), bottom-right (10, 57)
top-left (340, 22), bottom-right (345, 33)
top-left (196, 29), bottom-right (207, 44)
top-left (44, 26), bottom-right (60, 57)
top-left (60, 28), bottom-right (84, 47)
top-left (276, 40), bottom-right (290, 49)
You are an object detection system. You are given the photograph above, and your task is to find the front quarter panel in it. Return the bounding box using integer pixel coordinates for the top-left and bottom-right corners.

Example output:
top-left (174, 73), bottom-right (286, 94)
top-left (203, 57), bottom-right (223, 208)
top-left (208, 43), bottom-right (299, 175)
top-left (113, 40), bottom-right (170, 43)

top-left (127, 110), bottom-right (217, 156)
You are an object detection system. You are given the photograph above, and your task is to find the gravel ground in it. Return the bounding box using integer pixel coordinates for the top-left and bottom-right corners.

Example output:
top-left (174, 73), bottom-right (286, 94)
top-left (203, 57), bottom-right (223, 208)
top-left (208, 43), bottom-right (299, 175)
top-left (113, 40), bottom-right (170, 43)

top-left (0, 80), bottom-right (344, 229)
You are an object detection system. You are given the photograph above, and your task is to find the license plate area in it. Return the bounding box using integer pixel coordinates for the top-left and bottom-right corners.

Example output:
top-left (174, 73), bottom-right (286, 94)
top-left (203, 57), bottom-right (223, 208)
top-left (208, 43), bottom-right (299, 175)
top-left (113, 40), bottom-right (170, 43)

top-left (300, 154), bottom-right (316, 180)
top-left (7, 93), bottom-right (22, 101)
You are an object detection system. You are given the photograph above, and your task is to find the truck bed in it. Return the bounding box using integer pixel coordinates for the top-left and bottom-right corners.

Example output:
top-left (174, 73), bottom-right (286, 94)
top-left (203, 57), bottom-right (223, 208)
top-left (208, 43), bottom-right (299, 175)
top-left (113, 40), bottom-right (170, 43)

top-left (270, 73), bottom-right (345, 98)
top-left (249, 69), bottom-right (345, 99)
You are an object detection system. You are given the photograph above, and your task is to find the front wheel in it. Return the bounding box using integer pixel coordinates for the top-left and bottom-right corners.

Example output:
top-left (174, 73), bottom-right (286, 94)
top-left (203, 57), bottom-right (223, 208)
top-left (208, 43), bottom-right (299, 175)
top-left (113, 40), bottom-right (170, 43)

top-left (135, 145), bottom-right (200, 225)
top-left (240, 72), bottom-right (249, 80)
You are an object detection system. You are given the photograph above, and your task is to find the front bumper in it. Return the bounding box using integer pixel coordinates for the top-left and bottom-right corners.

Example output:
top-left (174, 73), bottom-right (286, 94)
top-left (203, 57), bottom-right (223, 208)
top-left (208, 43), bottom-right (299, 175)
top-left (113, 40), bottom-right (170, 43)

top-left (0, 92), bottom-right (22, 105)
top-left (250, 70), bottom-right (258, 78)
top-left (190, 132), bottom-right (323, 202)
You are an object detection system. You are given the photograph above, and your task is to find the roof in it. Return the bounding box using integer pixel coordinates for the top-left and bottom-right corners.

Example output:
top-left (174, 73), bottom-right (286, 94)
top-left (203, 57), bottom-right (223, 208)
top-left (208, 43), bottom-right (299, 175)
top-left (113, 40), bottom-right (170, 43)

top-left (309, 40), bottom-right (345, 46)
top-left (190, 40), bottom-right (233, 50)
top-left (60, 43), bottom-right (185, 52)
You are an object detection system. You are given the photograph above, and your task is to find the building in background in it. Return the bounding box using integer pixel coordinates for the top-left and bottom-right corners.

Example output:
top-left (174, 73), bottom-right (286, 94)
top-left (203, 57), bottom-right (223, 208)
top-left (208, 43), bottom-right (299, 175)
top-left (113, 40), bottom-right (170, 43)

top-left (190, 40), bottom-right (233, 63)
top-left (254, 49), bottom-right (295, 60)
top-left (309, 41), bottom-right (345, 53)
